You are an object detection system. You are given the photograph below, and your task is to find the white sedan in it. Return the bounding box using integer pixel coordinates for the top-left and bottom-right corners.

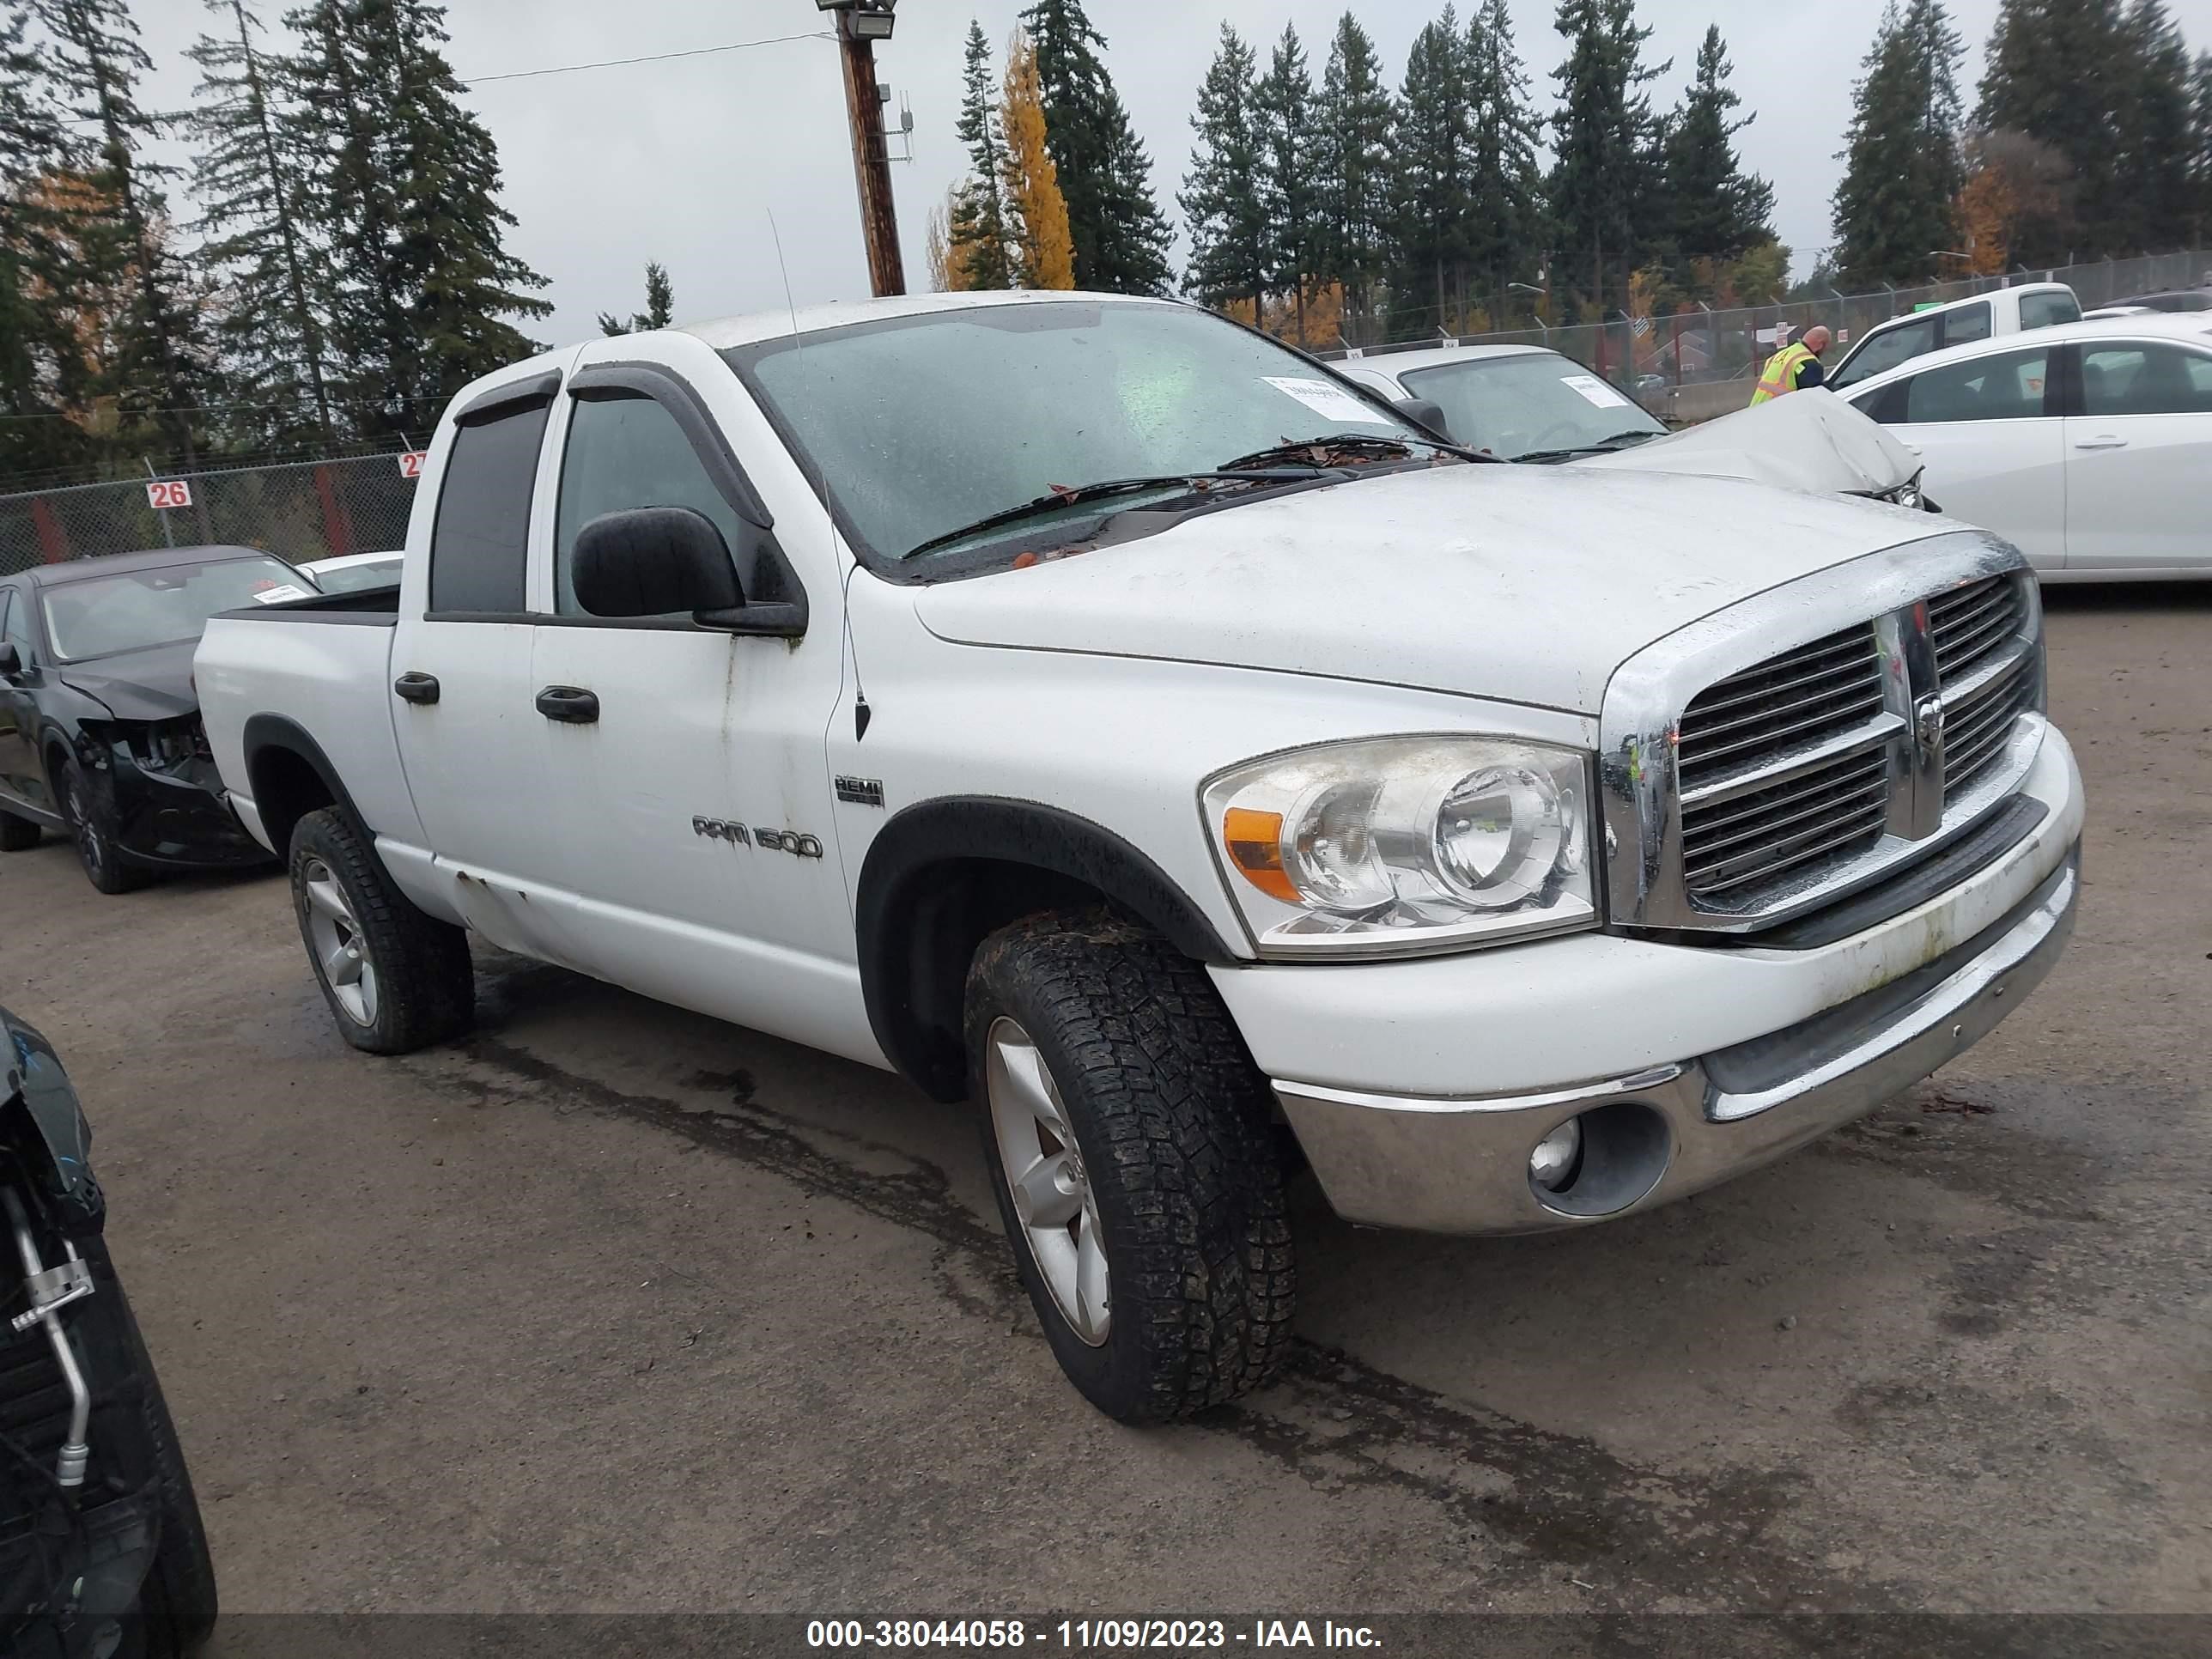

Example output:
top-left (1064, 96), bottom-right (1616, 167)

top-left (1838, 313), bottom-right (2212, 580)
top-left (1334, 341), bottom-right (1929, 503)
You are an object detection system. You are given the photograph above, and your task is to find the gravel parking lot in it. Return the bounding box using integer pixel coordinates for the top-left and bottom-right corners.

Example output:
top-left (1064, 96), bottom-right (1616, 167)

top-left (1, 585), bottom-right (2206, 1630)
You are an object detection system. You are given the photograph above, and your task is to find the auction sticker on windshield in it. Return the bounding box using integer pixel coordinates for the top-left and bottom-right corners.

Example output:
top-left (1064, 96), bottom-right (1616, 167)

top-left (1262, 376), bottom-right (1394, 426)
top-left (250, 583), bottom-right (311, 605)
top-left (1560, 374), bottom-right (1633, 409)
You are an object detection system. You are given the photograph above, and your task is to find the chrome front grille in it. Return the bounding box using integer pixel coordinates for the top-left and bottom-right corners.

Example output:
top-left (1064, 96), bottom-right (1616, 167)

top-left (1681, 744), bottom-right (1890, 902)
top-left (1600, 536), bottom-right (2048, 935)
top-left (1944, 653), bottom-right (2040, 798)
top-left (1676, 624), bottom-right (1884, 791)
top-left (1929, 575), bottom-right (2027, 683)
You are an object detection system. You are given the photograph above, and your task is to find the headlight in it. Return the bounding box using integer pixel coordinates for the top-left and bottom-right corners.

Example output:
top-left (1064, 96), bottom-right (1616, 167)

top-left (116, 719), bottom-right (206, 773)
top-left (1202, 736), bottom-right (1598, 958)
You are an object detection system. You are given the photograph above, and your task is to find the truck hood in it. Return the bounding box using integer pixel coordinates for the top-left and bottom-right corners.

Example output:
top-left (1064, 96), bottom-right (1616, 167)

top-left (915, 463), bottom-right (1948, 714)
top-left (1577, 392), bottom-right (1923, 498)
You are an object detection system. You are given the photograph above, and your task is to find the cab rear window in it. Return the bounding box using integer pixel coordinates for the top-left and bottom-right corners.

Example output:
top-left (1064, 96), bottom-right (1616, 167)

top-left (428, 400), bottom-right (552, 613)
top-left (2019, 290), bottom-right (2081, 331)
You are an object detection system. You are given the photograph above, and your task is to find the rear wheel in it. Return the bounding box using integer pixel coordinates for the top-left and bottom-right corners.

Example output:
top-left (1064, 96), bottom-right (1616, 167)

top-left (57, 757), bottom-right (145, 894)
top-left (965, 912), bottom-right (1295, 1422)
top-left (0, 807), bottom-right (37, 851)
top-left (289, 807), bottom-right (474, 1054)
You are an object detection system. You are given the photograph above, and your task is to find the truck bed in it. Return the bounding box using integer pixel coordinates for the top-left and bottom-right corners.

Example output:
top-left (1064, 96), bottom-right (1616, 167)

top-left (195, 586), bottom-right (422, 859)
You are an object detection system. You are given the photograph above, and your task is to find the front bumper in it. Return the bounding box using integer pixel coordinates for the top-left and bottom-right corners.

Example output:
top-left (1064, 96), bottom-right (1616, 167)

top-left (106, 758), bottom-right (270, 870)
top-left (1213, 728), bottom-right (2084, 1236)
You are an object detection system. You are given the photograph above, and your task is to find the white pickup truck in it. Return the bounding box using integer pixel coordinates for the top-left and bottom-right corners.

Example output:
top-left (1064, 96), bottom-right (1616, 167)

top-left (196, 292), bottom-right (2084, 1421)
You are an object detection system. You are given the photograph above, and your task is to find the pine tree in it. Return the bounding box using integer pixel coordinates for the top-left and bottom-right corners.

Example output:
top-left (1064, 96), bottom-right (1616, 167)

top-left (1661, 26), bottom-right (1775, 289)
top-left (0, 0), bottom-right (82, 477)
top-left (1388, 9), bottom-right (1474, 329)
top-left (2115, 0), bottom-right (2195, 255)
top-left (1547, 0), bottom-right (1665, 315)
top-left (1978, 0), bottom-right (2130, 259)
top-left (2194, 51), bottom-right (2212, 245)
top-left (1312, 14), bottom-right (1393, 321)
top-left (188, 0), bottom-right (333, 447)
top-left (36, 0), bottom-right (217, 465)
top-left (1000, 27), bottom-right (1074, 289)
top-left (1019, 0), bottom-right (1171, 294)
top-left (1179, 24), bottom-right (1267, 317)
top-left (1834, 2), bottom-right (1966, 284)
top-left (947, 21), bottom-right (1012, 291)
top-left (1254, 24), bottom-right (1321, 343)
top-left (597, 261), bottom-right (672, 335)
top-left (289, 0), bottom-right (549, 436)
top-left (1463, 0), bottom-right (1546, 309)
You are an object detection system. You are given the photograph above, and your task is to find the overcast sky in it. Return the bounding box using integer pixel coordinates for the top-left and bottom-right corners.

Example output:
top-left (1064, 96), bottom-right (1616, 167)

top-left (132, 0), bottom-right (2212, 344)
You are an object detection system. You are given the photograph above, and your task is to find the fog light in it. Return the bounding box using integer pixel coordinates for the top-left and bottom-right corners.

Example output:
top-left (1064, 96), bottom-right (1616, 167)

top-left (1529, 1118), bottom-right (1583, 1192)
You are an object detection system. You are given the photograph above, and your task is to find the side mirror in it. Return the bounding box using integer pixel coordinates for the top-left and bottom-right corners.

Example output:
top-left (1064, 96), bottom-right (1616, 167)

top-left (1393, 397), bottom-right (1454, 441)
top-left (571, 507), bottom-right (743, 621)
top-left (0, 643), bottom-right (19, 678)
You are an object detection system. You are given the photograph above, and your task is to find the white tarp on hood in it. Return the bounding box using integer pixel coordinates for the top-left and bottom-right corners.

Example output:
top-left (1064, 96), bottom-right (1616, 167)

top-left (1575, 389), bottom-right (1923, 498)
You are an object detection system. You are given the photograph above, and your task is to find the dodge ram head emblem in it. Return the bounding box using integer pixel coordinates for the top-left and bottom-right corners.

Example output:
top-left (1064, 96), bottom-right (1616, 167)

top-left (1913, 693), bottom-right (1946, 763)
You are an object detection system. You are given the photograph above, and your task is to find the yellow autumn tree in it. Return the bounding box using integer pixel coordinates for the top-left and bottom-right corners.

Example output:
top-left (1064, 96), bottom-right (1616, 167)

top-left (999, 28), bottom-right (1074, 291)
top-left (1954, 167), bottom-right (2018, 276)
top-left (1220, 283), bottom-right (1343, 349)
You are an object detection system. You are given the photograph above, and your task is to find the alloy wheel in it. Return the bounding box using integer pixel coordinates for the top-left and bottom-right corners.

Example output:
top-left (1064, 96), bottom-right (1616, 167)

top-left (985, 1016), bottom-right (1110, 1346)
top-left (300, 857), bottom-right (379, 1026)
top-left (60, 775), bottom-right (104, 880)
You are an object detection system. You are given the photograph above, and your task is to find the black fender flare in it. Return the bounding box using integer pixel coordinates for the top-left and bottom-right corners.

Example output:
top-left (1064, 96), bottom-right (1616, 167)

top-left (240, 714), bottom-right (375, 854)
top-left (854, 797), bottom-right (1240, 1100)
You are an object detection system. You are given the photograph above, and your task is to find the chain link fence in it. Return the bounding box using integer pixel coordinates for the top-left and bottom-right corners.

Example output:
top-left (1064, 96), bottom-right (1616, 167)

top-left (0, 450), bottom-right (419, 578)
top-left (1340, 248), bottom-right (2212, 417)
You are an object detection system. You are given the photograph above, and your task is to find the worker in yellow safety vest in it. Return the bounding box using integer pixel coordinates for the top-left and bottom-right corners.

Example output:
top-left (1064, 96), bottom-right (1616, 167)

top-left (1749, 325), bottom-right (1832, 405)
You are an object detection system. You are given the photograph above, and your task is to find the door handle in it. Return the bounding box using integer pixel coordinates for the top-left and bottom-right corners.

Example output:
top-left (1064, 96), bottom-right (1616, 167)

top-left (393, 672), bottom-right (441, 704)
top-left (2073, 435), bottom-right (2128, 450)
top-left (535, 685), bottom-right (599, 724)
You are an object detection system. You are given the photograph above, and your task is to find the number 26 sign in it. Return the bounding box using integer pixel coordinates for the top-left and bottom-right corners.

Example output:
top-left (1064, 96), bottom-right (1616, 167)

top-left (145, 479), bottom-right (193, 510)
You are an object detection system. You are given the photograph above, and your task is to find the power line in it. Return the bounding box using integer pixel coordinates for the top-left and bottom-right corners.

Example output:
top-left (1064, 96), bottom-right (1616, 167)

top-left (459, 30), bottom-right (832, 88)
top-left (47, 27), bottom-right (832, 122)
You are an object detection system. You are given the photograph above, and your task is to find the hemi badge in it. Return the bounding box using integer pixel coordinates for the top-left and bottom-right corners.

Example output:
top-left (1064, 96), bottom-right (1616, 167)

top-left (836, 775), bottom-right (885, 809)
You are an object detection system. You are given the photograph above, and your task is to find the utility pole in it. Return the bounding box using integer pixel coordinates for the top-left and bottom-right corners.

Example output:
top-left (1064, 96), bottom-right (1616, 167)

top-left (823, 1), bottom-right (905, 297)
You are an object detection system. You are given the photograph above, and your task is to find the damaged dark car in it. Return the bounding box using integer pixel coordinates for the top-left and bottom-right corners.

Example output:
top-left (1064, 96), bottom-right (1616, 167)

top-left (2, 1004), bottom-right (217, 1656)
top-left (0, 547), bottom-right (306, 894)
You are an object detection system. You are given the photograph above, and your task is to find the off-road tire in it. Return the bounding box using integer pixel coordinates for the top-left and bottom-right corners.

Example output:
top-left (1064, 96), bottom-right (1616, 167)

top-left (0, 807), bottom-right (37, 851)
top-left (101, 1249), bottom-right (219, 1656)
top-left (289, 806), bottom-right (474, 1054)
top-left (57, 757), bottom-right (146, 894)
top-left (966, 910), bottom-right (1295, 1422)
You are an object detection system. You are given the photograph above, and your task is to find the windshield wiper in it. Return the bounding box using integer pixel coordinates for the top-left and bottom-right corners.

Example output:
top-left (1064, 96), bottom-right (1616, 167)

top-left (1512, 429), bottom-right (1667, 464)
top-left (1216, 432), bottom-right (1492, 471)
top-left (902, 470), bottom-right (1322, 561)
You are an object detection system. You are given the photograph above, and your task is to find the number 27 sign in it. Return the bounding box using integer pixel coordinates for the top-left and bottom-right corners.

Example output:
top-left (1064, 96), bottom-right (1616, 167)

top-left (146, 479), bottom-right (193, 510)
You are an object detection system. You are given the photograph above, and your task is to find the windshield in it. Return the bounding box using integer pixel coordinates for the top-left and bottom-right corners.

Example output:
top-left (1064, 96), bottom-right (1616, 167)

top-left (1397, 354), bottom-right (1664, 459)
top-left (308, 556), bottom-right (402, 594)
top-left (1831, 314), bottom-right (1938, 389)
top-left (39, 555), bottom-right (307, 662)
top-left (721, 300), bottom-right (1420, 563)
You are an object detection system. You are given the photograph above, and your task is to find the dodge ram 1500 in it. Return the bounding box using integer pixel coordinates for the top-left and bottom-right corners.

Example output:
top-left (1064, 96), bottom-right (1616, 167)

top-left (194, 291), bottom-right (2083, 1421)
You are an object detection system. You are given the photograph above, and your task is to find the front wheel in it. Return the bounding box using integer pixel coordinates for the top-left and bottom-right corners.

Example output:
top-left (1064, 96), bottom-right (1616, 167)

top-left (966, 912), bottom-right (1295, 1422)
top-left (57, 757), bottom-right (145, 894)
top-left (289, 807), bottom-right (474, 1054)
